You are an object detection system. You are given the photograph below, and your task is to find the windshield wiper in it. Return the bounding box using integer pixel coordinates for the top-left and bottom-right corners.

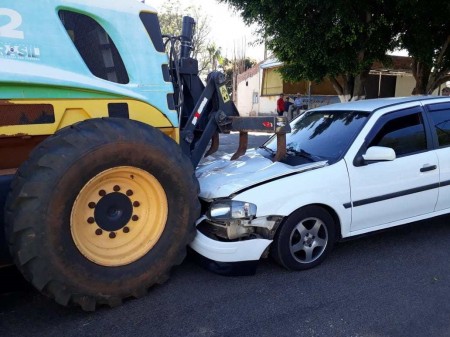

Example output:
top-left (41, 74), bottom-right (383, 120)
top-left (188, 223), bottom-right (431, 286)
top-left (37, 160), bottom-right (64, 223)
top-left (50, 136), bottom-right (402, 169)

top-left (286, 147), bottom-right (316, 161)
top-left (260, 145), bottom-right (276, 156)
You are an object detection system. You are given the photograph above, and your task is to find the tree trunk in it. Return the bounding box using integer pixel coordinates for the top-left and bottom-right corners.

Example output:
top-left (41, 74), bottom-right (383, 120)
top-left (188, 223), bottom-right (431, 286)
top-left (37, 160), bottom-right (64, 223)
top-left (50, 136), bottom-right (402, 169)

top-left (351, 70), bottom-right (369, 101)
top-left (426, 74), bottom-right (450, 94)
top-left (426, 35), bottom-right (450, 94)
top-left (330, 76), bottom-right (350, 102)
top-left (411, 59), bottom-right (431, 95)
top-left (330, 71), bottom-right (369, 102)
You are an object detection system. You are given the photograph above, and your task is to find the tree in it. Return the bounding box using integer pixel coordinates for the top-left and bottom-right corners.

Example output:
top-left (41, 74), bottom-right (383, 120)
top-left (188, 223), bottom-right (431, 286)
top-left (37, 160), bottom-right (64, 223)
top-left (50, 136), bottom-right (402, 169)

top-left (219, 0), bottom-right (399, 101)
top-left (222, 57), bottom-right (256, 99)
top-left (206, 43), bottom-right (223, 73)
top-left (157, 0), bottom-right (212, 75)
top-left (397, 0), bottom-right (450, 94)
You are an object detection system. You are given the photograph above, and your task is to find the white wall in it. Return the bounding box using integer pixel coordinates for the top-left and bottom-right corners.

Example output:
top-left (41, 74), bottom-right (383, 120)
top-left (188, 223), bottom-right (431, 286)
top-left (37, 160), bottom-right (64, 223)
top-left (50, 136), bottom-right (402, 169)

top-left (258, 96), bottom-right (278, 115)
top-left (237, 68), bottom-right (431, 116)
top-left (394, 74), bottom-right (443, 96)
top-left (236, 67), bottom-right (280, 116)
top-left (395, 75), bottom-right (415, 96)
top-left (236, 73), bottom-right (260, 116)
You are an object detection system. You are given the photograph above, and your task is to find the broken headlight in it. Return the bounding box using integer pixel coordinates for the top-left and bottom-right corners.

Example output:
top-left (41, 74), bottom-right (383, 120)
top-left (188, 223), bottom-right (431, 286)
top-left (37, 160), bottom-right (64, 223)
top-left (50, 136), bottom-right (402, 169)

top-left (207, 199), bottom-right (257, 221)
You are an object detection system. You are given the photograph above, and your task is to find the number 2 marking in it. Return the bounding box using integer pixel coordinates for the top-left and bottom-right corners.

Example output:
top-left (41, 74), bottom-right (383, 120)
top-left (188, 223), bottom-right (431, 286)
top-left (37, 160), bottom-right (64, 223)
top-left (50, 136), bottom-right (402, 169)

top-left (0, 8), bottom-right (24, 39)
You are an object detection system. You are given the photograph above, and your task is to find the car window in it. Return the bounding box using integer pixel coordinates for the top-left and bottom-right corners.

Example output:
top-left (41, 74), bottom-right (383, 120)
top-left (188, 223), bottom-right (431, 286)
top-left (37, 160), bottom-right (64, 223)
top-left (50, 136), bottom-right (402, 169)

top-left (368, 111), bottom-right (426, 157)
top-left (59, 10), bottom-right (129, 84)
top-left (427, 102), bottom-right (450, 148)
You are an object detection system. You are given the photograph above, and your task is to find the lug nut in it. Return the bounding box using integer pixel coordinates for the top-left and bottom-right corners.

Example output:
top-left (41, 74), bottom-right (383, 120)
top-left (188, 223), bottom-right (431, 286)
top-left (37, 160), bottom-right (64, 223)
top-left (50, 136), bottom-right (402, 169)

top-left (88, 202), bottom-right (96, 209)
top-left (126, 190), bottom-right (134, 196)
top-left (113, 185), bottom-right (121, 192)
top-left (87, 217), bottom-right (95, 224)
top-left (99, 190), bottom-right (106, 197)
top-left (123, 227), bottom-right (130, 233)
top-left (109, 232), bottom-right (116, 239)
top-left (95, 229), bottom-right (103, 236)
top-left (133, 201), bottom-right (140, 208)
top-left (132, 215), bottom-right (139, 222)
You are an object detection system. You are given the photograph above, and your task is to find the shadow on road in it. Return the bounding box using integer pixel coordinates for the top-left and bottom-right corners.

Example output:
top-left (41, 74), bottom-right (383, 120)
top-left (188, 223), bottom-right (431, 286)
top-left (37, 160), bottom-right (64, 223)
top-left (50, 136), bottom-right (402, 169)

top-left (1, 266), bottom-right (31, 293)
top-left (1, 214), bottom-right (450, 337)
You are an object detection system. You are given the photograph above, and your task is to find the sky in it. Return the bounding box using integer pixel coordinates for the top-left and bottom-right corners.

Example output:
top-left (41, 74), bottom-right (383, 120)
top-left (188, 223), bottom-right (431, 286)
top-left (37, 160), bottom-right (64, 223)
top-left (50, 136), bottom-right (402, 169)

top-left (144, 0), bottom-right (265, 61)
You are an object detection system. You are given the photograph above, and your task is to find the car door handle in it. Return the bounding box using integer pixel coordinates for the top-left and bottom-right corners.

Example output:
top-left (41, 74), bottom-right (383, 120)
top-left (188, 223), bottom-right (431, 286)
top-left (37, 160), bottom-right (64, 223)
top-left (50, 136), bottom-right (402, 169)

top-left (420, 165), bottom-right (437, 172)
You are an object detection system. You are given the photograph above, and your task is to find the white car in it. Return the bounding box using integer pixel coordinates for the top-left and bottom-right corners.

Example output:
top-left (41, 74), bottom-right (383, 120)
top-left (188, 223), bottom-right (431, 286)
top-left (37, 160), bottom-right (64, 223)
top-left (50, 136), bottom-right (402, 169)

top-left (190, 96), bottom-right (450, 274)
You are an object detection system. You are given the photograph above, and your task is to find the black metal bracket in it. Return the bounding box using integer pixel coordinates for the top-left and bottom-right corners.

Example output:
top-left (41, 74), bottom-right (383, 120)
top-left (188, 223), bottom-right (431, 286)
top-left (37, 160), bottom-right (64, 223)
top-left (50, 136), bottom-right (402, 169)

top-left (166, 17), bottom-right (291, 168)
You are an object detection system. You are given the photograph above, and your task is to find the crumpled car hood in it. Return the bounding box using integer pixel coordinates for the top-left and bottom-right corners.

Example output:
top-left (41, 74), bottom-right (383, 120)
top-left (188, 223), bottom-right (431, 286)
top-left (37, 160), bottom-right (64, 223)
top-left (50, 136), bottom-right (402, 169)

top-left (196, 149), bottom-right (327, 200)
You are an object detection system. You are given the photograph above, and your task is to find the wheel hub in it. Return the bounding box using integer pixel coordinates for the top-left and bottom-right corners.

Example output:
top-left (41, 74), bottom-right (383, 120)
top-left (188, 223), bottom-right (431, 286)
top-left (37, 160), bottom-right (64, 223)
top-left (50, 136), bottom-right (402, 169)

top-left (304, 234), bottom-right (314, 246)
top-left (94, 192), bottom-right (133, 232)
top-left (70, 166), bottom-right (168, 267)
top-left (290, 217), bottom-right (328, 264)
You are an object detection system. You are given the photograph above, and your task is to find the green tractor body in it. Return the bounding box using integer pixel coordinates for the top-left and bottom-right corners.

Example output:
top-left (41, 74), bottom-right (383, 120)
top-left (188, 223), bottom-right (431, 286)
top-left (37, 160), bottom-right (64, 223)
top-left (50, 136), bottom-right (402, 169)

top-left (0, 0), bottom-right (198, 310)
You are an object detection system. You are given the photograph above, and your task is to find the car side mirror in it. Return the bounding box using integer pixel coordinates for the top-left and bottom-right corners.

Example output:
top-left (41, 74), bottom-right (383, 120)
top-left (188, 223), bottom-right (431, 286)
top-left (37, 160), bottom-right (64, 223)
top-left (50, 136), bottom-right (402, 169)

top-left (362, 146), bottom-right (396, 162)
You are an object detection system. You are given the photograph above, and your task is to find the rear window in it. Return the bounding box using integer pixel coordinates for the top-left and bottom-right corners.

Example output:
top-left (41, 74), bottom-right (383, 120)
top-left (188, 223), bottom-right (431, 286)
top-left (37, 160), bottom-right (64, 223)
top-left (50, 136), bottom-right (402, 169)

top-left (427, 102), bottom-right (450, 148)
top-left (59, 10), bottom-right (129, 84)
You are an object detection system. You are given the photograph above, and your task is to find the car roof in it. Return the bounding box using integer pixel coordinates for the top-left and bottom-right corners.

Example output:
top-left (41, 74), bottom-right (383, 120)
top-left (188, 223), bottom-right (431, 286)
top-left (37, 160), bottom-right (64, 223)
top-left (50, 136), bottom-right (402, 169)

top-left (312, 96), bottom-right (448, 112)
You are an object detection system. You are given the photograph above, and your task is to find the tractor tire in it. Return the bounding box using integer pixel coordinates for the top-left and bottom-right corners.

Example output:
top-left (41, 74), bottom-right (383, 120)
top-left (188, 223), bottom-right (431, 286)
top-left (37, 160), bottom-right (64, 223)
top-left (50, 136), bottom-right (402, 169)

top-left (4, 118), bottom-right (200, 311)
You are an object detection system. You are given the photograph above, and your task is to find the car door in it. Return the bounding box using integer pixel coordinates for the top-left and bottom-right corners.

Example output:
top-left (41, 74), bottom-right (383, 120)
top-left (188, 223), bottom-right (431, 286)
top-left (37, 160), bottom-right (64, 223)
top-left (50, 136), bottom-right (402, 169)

top-left (424, 100), bottom-right (450, 212)
top-left (347, 105), bottom-right (439, 233)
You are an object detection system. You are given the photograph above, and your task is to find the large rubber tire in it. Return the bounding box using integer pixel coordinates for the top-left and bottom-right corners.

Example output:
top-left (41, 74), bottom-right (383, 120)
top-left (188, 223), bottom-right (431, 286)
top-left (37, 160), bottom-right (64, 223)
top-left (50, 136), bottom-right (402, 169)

top-left (271, 206), bottom-right (337, 271)
top-left (4, 118), bottom-right (200, 310)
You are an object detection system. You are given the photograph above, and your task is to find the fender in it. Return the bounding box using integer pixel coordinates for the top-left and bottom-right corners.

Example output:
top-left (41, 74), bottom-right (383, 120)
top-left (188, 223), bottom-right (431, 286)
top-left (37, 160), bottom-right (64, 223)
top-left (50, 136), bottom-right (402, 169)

top-left (231, 160), bottom-right (352, 236)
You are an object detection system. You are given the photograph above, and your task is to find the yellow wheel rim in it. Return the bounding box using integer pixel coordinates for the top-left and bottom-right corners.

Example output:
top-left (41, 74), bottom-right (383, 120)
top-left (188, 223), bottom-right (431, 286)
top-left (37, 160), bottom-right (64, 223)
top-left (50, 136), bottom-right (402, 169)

top-left (71, 166), bottom-right (168, 267)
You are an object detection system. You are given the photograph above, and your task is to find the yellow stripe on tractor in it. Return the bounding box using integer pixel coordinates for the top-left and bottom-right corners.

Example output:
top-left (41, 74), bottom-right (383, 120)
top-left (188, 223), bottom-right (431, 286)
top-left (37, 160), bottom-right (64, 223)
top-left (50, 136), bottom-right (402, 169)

top-left (1, 99), bottom-right (176, 140)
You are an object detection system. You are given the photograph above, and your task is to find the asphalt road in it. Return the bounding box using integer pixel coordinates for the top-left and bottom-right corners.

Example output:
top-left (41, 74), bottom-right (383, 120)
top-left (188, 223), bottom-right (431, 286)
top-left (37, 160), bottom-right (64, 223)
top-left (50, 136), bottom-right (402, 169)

top-left (2, 133), bottom-right (450, 337)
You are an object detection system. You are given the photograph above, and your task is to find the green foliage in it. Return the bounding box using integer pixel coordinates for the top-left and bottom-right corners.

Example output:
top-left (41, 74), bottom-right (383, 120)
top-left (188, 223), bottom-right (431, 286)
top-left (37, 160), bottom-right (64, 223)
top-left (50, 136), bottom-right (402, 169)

top-left (156, 0), bottom-right (258, 91)
top-left (397, 0), bottom-right (447, 64)
top-left (206, 43), bottom-right (223, 72)
top-left (220, 0), bottom-right (450, 97)
top-left (157, 0), bottom-right (450, 97)
top-left (396, 0), bottom-right (450, 93)
top-left (157, 1), bottom-right (183, 36)
top-left (222, 57), bottom-right (257, 93)
top-left (157, 0), bottom-right (212, 74)
top-left (219, 0), bottom-right (398, 100)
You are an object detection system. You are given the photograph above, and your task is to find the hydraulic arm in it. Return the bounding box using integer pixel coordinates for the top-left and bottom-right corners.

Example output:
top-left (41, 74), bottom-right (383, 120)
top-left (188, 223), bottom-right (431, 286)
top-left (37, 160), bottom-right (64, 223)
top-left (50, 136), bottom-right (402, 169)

top-left (166, 17), bottom-right (290, 168)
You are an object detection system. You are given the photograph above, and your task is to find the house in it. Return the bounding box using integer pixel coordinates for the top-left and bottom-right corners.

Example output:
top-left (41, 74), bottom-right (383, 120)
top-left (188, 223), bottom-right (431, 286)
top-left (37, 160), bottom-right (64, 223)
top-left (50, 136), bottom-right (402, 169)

top-left (235, 56), bottom-right (439, 116)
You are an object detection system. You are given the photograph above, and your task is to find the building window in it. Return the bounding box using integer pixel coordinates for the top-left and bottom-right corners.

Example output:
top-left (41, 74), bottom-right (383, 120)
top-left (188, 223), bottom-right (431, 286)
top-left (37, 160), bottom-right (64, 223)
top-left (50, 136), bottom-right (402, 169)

top-left (252, 92), bottom-right (259, 104)
top-left (261, 68), bottom-right (283, 96)
top-left (59, 10), bottom-right (129, 84)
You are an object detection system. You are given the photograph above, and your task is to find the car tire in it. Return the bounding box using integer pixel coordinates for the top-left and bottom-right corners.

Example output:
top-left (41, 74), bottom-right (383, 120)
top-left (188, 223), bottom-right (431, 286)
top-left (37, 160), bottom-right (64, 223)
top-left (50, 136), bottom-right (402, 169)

top-left (271, 205), bottom-right (337, 270)
top-left (5, 118), bottom-right (199, 310)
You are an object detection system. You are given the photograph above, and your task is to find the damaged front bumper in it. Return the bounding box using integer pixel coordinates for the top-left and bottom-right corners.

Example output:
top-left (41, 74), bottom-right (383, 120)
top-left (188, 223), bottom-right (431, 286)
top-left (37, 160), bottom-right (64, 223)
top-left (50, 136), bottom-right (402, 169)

top-left (190, 229), bottom-right (272, 263)
top-left (189, 230), bottom-right (272, 276)
top-left (189, 211), bottom-right (283, 276)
